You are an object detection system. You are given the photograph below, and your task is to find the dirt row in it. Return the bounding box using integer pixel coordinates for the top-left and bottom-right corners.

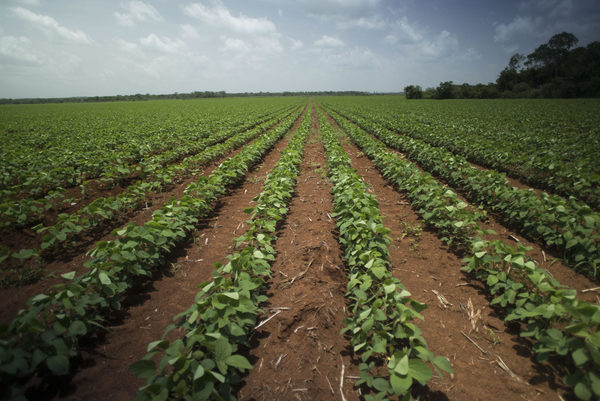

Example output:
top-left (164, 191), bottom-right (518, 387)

top-left (44, 110), bottom-right (307, 401)
top-left (0, 108), bottom-right (297, 271)
top-left (329, 111), bottom-right (599, 301)
top-left (385, 121), bottom-right (600, 290)
top-left (239, 107), bottom-right (359, 401)
top-left (7, 103), bottom-right (590, 401)
top-left (0, 110), bottom-right (303, 326)
top-left (330, 127), bottom-right (560, 401)
top-left (239, 109), bottom-right (578, 401)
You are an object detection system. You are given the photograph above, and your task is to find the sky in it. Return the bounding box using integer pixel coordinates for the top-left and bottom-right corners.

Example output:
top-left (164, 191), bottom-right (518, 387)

top-left (0, 0), bottom-right (599, 98)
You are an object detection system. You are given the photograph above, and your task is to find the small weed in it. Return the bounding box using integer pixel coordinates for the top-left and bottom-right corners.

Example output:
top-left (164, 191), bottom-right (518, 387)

top-left (486, 327), bottom-right (501, 347)
top-left (170, 262), bottom-right (183, 274)
top-left (315, 167), bottom-right (328, 180)
top-left (249, 175), bottom-right (264, 184)
top-left (401, 221), bottom-right (422, 238)
top-left (399, 222), bottom-right (422, 252)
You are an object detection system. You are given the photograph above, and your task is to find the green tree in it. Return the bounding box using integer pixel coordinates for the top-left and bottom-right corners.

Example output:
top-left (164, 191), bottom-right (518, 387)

top-left (435, 81), bottom-right (456, 99)
top-left (404, 85), bottom-right (423, 99)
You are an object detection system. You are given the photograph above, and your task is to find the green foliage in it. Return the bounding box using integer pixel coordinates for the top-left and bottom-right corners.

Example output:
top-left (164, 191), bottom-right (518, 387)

top-left (319, 111), bottom-right (452, 400)
top-left (323, 100), bottom-right (600, 401)
top-left (328, 105), bottom-right (600, 278)
top-left (0, 98), bottom-right (303, 229)
top-left (131, 109), bottom-right (311, 401)
top-left (0, 105), bottom-right (305, 400)
top-left (403, 85), bottom-right (423, 99)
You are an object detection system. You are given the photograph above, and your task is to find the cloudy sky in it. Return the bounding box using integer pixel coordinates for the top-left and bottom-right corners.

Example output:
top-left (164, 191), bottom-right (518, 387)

top-left (1, 0), bottom-right (599, 98)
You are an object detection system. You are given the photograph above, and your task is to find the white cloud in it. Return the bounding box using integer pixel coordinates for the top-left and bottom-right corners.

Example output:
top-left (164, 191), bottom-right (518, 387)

top-left (493, 15), bottom-right (542, 43)
top-left (221, 37), bottom-right (250, 54)
top-left (0, 35), bottom-right (42, 65)
top-left (532, 0), bottom-right (573, 18)
top-left (299, 0), bottom-right (381, 16)
top-left (336, 15), bottom-right (385, 30)
top-left (387, 17), bottom-right (422, 44)
top-left (420, 30), bottom-right (458, 59)
top-left (115, 38), bottom-right (140, 54)
top-left (299, 0), bottom-right (384, 30)
top-left (180, 24), bottom-right (200, 39)
top-left (220, 34), bottom-right (282, 59)
top-left (326, 46), bottom-right (379, 69)
top-left (385, 18), bottom-right (460, 61)
top-left (255, 35), bottom-right (283, 54)
top-left (140, 34), bottom-right (188, 54)
top-left (184, 1), bottom-right (276, 34)
top-left (315, 35), bottom-right (345, 47)
top-left (115, 1), bottom-right (162, 27)
top-left (12, 7), bottom-right (91, 44)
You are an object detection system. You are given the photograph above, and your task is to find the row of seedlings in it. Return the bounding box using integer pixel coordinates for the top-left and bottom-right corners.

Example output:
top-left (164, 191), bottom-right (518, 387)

top-left (0, 105), bottom-right (294, 230)
top-left (0, 101), bottom-right (298, 214)
top-left (0, 104), bottom-right (295, 228)
top-left (368, 106), bottom-right (600, 211)
top-left (319, 110), bottom-right (452, 401)
top-left (326, 108), bottom-right (600, 401)
top-left (130, 109), bottom-right (312, 400)
top-left (0, 106), bottom-right (300, 271)
top-left (0, 107), bottom-right (305, 401)
top-left (327, 106), bottom-right (600, 279)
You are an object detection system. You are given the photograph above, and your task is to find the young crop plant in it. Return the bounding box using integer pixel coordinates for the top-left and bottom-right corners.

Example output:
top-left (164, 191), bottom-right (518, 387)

top-left (130, 109), bottom-right (312, 401)
top-left (28, 108), bottom-right (297, 257)
top-left (324, 97), bottom-right (600, 210)
top-left (0, 107), bottom-right (304, 401)
top-left (0, 102), bottom-right (300, 230)
top-left (326, 106), bottom-right (600, 279)
top-left (319, 111), bottom-right (452, 401)
top-left (323, 105), bottom-right (600, 401)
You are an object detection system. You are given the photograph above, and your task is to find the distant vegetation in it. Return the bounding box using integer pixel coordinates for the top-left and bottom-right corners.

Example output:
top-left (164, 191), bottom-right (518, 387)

top-left (405, 32), bottom-right (600, 99)
top-left (0, 91), bottom-right (370, 105)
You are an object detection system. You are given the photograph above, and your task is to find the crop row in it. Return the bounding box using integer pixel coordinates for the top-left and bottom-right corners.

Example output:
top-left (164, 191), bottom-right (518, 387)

top-left (325, 98), bottom-right (600, 210)
top-left (326, 106), bottom-right (600, 279)
top-left (325, 108), bottom-right (600, 401)
top-left (0, 100), bottom-right (300, 198)
top-left (319, 111), bottom-right (452, 400)
top-left (130, 107), bottom-right (312, 401)
top-left (0, 107), bottom-right (304, 401)
top-left (0, 106), bottom-right (299, 275)
top-left (0, 106), bottom-right (295, 229)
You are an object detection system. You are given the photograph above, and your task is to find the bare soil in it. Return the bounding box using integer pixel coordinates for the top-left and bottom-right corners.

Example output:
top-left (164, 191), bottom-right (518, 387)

top-left (0, 112), bottom-right (301, 325)
top-left (238, 107), bottom-right (360, 401)
top-left (3, 103), bottom-right (593, 401)
top-left (325, 111), bottom-right (580, 401)
top-left (42, 112), bottom-right (303, 401)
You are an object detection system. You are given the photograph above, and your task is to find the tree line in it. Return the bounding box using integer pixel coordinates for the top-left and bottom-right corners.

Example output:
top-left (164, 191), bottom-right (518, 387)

top-left (405, 32), bottom-right (600, 99)
top-left (0, 91), bottom-right (371, 105)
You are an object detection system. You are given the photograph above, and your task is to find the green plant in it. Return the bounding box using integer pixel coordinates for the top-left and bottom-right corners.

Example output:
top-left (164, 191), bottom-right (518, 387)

top-left (131, 108), bottom-right (312, 401)
top-left (320, 111), bottom-right (452, 400)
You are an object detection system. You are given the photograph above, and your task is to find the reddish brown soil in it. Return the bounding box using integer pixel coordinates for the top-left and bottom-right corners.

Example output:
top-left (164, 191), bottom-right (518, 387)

top-left (0, 148), bottom-right (230, 325)
top-left (384, 144), bottom-right (598, 302)
top-left (239, 108), bottom-right (360, 401)
top-left (46, 116), bottom-right (302, 401)
top-left (0, 108), bottom-right (298, 275)
top-left (326, 113), bottom-right (574, 400)
top-left (390, 126), bottom-right (566, 202)
top-left (4, 103), bottom-right (594, 401)
top-left (0, 111), bottom-right (303, 326)
top-left (336, 112), bottom-right (598, 299)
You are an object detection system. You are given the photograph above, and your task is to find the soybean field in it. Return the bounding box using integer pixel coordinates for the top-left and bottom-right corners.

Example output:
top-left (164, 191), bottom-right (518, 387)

top-left (0, 96), bottom-right (599, 401)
